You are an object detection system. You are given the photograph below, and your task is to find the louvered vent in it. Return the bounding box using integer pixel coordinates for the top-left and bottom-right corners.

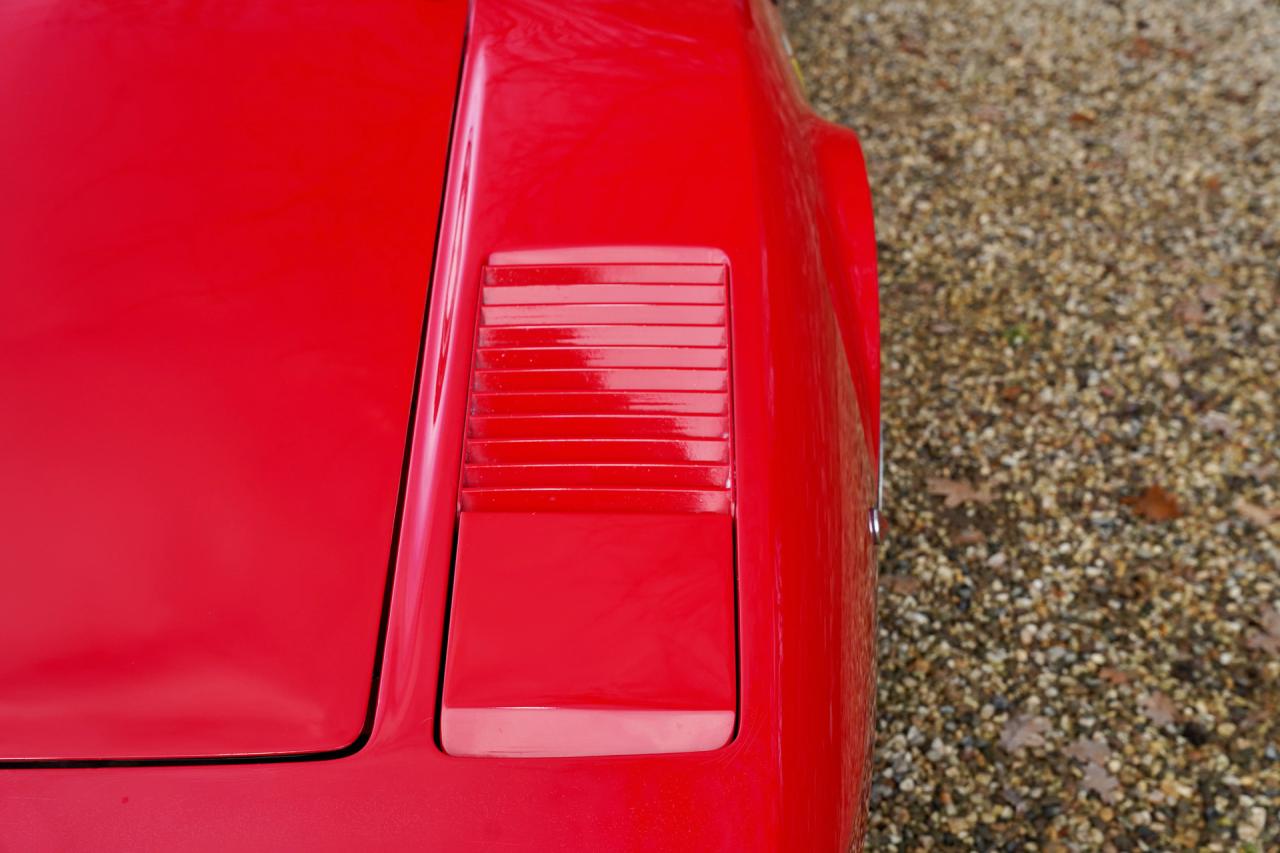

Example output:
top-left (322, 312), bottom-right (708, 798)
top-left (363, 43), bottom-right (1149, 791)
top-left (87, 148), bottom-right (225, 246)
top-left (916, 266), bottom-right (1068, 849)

top-left (461, 250), bottom-right (733, 513)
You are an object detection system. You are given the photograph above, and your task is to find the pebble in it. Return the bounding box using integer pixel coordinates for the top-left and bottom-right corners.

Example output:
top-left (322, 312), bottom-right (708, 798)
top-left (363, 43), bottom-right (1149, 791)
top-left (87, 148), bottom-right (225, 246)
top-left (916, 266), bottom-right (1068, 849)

top-left (784, 0), bottom-right (1280, 847)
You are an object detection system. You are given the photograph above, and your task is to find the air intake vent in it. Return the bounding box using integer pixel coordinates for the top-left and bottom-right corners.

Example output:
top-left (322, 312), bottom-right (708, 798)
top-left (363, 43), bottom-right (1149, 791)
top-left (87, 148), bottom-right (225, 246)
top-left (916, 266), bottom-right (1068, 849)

top-left (461, 249), bottom-right (733, 513)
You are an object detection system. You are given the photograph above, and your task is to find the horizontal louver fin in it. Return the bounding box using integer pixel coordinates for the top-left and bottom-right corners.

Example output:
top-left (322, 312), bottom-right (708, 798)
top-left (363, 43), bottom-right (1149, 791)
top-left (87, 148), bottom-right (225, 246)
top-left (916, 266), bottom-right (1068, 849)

top-left (461, 255), bottom-right (733, 513)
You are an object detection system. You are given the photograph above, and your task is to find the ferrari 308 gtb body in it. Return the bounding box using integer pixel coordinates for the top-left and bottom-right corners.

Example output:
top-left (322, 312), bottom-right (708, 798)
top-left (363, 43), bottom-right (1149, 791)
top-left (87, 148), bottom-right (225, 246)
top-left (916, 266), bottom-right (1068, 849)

top-left (0, 0), bottom-right (880, 848)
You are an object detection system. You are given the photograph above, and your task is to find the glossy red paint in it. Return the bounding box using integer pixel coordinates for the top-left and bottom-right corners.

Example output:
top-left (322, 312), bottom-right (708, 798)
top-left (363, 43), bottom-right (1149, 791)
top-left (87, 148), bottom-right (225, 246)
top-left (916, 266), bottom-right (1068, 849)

top-left (441, 512), bottom-right (735, 757)
top-left (0, 0), bottom-right (466, 760)
top-left (1, 0), bottom-right (879, 850)
top-left (810, 121), bottom-right (883, 465)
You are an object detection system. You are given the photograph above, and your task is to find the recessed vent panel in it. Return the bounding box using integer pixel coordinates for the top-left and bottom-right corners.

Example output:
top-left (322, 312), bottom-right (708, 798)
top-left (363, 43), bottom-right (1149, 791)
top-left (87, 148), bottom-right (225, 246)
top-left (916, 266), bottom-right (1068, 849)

top-left (461, 251), bottom-right (733, 514)
top-left (442, 249), bottom-right (739, 759)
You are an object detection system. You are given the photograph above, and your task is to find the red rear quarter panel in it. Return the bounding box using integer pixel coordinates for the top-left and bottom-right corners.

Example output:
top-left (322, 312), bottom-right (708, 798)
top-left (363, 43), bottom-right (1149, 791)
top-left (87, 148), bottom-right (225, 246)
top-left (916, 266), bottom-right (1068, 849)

top-left (0, 0), bottom-right (878, 848)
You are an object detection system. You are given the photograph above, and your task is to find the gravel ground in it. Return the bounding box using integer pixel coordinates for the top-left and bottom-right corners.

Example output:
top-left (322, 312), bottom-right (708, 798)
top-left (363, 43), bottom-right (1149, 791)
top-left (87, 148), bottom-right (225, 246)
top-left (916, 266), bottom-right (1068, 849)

top-left (782, 1), bottom-right (1280, 849)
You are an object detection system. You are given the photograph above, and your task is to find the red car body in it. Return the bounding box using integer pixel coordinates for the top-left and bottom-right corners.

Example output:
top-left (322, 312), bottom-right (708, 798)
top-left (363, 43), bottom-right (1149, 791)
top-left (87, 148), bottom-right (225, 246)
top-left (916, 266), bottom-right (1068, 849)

top-left (0, 0), bottom-right (880, 849)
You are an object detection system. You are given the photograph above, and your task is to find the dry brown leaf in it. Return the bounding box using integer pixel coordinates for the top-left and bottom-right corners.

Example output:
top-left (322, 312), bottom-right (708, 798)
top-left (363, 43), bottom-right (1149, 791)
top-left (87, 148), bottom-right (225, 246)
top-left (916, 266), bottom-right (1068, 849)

top-left (1243, 461), bottom-right (1278, 481)
top-left (973, 104), bottom-right (1004, 124)
top-left (999, 714), bottom-right (1051, 752)
top-left (879, 574), bottom-right (922, 596)
top-left (1199, 282), bottom-right (1225, 303)
top-left (1244, 603), bottom-right (1280, 655)
top-left (1064, 737), bottom-right (1111, 764)
top-left (1128, 35), bottom-right (1156, 59)
top-left (1179, 297), bottom-right (1206, 325)
top-left (1099, 667), bottom-right (1132, 685)
top-left (1168, 342), bottom-right (1193, 364)
top-left (1200, 410), bottom-right (1236, 437)
top-left (898, 36), bottom-right (926, 57)
top-left (1086, 157), bottom-right (1124, 172)
top-left (1082, 762), bottom-right (1121, 803)
top-left (1234, 497), bottom-right (1280, 530)
top-left (1000, 786), bottom-right (1027, 815)
top-left (1069, 110), bottom-right (1097, 127)
top-left (927, 477), bottom-right (995, 508)
top-left (1121, 485), bottom-right (1182, 522)
top-left (1141, 691), bottom-right (1177, 727)
top-left (1244, 707), bottom-right (1272, 729)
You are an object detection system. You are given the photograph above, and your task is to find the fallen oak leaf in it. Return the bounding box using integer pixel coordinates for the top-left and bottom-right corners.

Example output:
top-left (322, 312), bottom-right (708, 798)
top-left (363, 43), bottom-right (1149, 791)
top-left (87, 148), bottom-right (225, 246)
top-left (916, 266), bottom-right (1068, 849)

top-left (1081, 761), bottom-right (1121, 803)
top-left (999, 786), bottom-right (1028, 815)
top-left (1099, 667), bottom-right (1133, 685)
top-left (1168, 342), bottom-right (1193, 364)
top-left (999, 714), bottom-right (1051, 752)
top-left (1178, 297), bottom-right (1206, 325)
top-left (1243, 707), bottom-right (1272, 729)
top-left (1234, 497), bottom-right (1280, 530)
top-left (927, 477), bottom-right (995, 508)
top-left (973, 104), bottom-right (1004, 123)
top-left (1244, 603), bottom-right (1280, 655)
top-left (879, 574), bottom-right (922, 596)
top-left (1140, 691), bottom-right (1177, 727)
top-left (1243, 460), bottom-right (1278, 481)
top-left (1121, 485), bottom-right (1182, 522)
top-left (897, 35), bottom-right (926, 57)
top-left (1127, 35), bottom-right (1156, 59)
top-left (1171, 39), bottom-right (1203, 61)
top-left (1220, 87), bottom-right (1253, 105)
top-left (1086, 156), bottom-right (1124, 173)
top-left (1064, 737), bottom-right (1111, 764)
top-left (1199, 282), bottom-right (1225, 303)
top-left (1199, 410), bottom-right (1237, 437)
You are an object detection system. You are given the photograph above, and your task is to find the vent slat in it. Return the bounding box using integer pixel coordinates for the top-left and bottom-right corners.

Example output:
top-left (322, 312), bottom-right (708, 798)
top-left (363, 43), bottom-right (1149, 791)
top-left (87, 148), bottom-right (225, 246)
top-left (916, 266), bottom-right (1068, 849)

top-left (483, 284), bottom-right (724, 306)
top-left (467, 439), bottom-right (729, 465)
top-left (462, 256), bottom-right (733, 513)
top-left (477, 324), bottom-right (728, 348)
top-left (485, 263), bottom-right (725, 286)
top-left (472, 368), bottom-right (728, 394)
top-left (470, 391), bottom-right (729, 416)
top-left (460, 488), bottom-right (733, 514)
top-left (463, 463), bottom-right (730, 489)
top-left (469, 414), bottom-right (729, 440)
top-left (480, 304), bottom-right (725, 327)
top-left (475, 346), bottom-right (727, 370)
